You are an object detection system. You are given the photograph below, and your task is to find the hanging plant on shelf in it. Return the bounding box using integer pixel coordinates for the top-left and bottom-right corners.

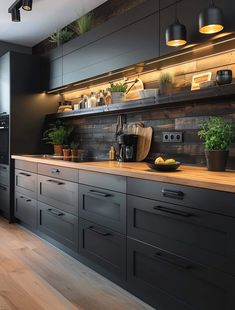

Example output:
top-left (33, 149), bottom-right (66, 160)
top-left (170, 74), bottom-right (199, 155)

top-left (71, 12), bottom-right (94, 35)
top-left (49, 28), bottom-right (74, 47)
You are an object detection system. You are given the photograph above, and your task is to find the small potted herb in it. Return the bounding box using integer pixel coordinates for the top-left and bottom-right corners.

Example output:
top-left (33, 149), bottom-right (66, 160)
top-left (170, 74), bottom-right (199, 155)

top-left (198, 117), bottom-right (234, 171)
top-left (159, 72), bottom-right (173, 95)
top-left (43, 122), bottom-right (73, 156)
top-left (62, 145), bottom-right (71, 157)
top-left (109, 83), bottom-right (128, 103)
top-left (70, 142), bottom-right (79, 158)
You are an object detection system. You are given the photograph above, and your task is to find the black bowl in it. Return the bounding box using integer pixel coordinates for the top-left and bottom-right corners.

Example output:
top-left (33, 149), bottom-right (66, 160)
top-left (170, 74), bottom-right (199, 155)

top-left (147, 161), bottom-right (181, 172)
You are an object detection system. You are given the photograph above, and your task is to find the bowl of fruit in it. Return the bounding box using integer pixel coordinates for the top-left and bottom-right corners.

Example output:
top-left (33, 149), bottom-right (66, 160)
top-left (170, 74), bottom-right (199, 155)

top-left (147, 157), bottom-right (181, 172)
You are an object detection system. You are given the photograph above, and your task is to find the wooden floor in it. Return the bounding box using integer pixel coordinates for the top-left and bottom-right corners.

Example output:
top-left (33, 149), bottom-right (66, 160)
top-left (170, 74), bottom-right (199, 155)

top-left (0, 218), bottom-right (153, 310)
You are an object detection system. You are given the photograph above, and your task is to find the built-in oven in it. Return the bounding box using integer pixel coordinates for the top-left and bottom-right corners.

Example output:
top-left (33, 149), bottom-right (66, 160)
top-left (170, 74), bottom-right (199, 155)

top-left (0, 115), bottom-right (9, 165)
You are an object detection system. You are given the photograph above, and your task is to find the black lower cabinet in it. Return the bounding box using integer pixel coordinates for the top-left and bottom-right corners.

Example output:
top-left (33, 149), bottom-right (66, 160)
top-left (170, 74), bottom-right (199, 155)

top-left (15, 192), bottom-right (37, 229)
top-left (127, 238), bottom-right (235, 310)
top-left (79, 218), bottom-right (126, 280)
top-left (38, 202), bottom-right (78, 251)
top-left (0, 184), bottom-right (9, 217)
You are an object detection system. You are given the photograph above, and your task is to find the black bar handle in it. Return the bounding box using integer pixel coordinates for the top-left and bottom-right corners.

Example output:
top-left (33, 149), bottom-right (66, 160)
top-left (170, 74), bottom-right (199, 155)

top-left (19, 172), bottom-right (31, 177)
top-left (88, 226), bottom-right (111, 237)
top-left (51, 168), bottom-right (60, 174)
top-left (0, 166), bottom-right (7, 170)
top-left (154, 251), bottom-right (193, 270)
top-left (0, 185), bottom-right (7, 191)
top-left (47, 208), bottom-right (64, 216)
top-left (153, 205), bottom-right (193, 218)
top-left (162, 189), bottom-right (184, 200)
top-left (26, 199), bottom-right (32, 202)
top-left (88, 189), bottom-right (111, 197)
top-left (47, 179), bottom-right (65, 186)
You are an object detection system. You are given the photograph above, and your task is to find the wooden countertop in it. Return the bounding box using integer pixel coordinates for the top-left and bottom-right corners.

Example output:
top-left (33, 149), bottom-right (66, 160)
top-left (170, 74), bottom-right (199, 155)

top-left (12, 155), bottom-right (235, 193)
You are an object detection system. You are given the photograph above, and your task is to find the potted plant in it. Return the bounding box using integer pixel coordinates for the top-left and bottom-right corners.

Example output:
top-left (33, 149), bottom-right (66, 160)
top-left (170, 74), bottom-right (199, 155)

top-left (109, 83), bottom-right (128, 103)
top-left (70, 142), bottom-right (79, 157)
top-left (49, 28), bottom-right (74, 47)
top-left (159, 72), bottom-right (173, 95)
top-left (198, 117), bottom-right (234, 171)
top-left (43, 122), bottom-right (73, 156)
top-left (62, 145), bottom-right (71, 157)
top-left (71, 12), bottom-right (94, 35)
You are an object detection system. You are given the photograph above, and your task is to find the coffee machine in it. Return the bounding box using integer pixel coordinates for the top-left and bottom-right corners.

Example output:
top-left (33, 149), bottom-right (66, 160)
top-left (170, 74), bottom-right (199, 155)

top-left (117, 134), bottom-right (138, 162)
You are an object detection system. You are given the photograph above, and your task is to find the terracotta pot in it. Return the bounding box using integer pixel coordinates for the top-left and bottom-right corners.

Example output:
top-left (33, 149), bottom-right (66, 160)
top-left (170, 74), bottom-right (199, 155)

top-left (71, 149), bottom-right (78, 158)
top-left (205, 150), bottom-right (229, 171)
top-left (159, 83), bottom-right (172, 95)
top-left (62, 149), bottom-right (71, 157)
top-left (53, 144), bottom-right (63, 156)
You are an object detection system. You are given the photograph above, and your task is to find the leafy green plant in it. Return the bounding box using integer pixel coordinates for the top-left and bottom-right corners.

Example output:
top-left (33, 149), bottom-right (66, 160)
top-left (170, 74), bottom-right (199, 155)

top-left (160, 72), bottom-right (173, 84)
top-left (49, 28), bottom-right (73, 47)
top-left (109, 83), bottom-right (128, 93)
top-left (72, 12), bottom-right (94, 35)
top-left (70, 142), bottom-right (79, 149)
top-left (43, 122), bottom-right (73, 145)
top-left (62, 145), bottom-right (70, 149)
top-left (198, 117), bottom-right (234, 150)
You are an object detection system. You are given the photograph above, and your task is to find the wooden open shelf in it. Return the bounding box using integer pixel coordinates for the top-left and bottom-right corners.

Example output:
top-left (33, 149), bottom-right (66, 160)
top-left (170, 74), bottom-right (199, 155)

top-left (46, 83), bottom-right (235, 120)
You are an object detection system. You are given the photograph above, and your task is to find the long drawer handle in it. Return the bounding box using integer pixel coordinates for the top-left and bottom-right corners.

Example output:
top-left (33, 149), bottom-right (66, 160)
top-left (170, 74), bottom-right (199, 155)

top-left (154, 252), bottom-right (193, 270)
top-left (51, 168), bottom-right (60, 174)
top-left (47, 208), bottom-right (65, 216)
top-left (162, 189), bottom-right (184, 200)
top-left (0, 185), bottom-right (7, 191)
top-left (88, 226), bottom-right (111, 237)
top-left (19, 196), bottom-right (31, 203)
top-left (47, 179), bottom-right (65, 186)
top-left (19, 172), bottom-right (31, 177)
top-left (153, 205), bottom-right (193, 218)
top-left (88, 189), bottom-right (111, 197)
top-left (26, 199), bottom-right (32, 202)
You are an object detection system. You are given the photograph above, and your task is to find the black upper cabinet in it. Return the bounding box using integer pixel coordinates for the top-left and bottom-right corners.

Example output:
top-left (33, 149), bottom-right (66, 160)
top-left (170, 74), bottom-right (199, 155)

top-left (0, 53), bottom-right (10, 114)
top-left (159, 0), bottom-right (176, 10)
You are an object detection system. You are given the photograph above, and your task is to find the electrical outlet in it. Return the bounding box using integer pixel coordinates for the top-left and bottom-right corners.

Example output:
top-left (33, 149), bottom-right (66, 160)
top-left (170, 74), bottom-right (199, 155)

top-left (163, 132), bottom-right (183, 143)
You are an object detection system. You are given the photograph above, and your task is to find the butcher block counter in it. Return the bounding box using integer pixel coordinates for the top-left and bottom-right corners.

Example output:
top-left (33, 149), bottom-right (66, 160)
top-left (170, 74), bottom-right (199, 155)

top-left (12, 155), bottom-right (235, 193)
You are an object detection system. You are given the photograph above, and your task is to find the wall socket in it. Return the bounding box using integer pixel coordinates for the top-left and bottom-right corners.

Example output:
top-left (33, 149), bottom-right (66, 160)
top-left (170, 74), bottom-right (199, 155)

top-left (163, 131), bottom-right (183, 143)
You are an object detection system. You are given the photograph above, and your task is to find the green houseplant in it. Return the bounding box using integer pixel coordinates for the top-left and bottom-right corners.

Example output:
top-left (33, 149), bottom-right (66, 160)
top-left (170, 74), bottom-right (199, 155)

top-left (198, 117), bottom-right (234, 171)
top-left (72, 12), bottom-right (94, 35)
top-left (43, 122), bottom-right (73, 156)
top-left (109, 83), bottom-right (128, 103)
top-left (159, 72), bottom-right (173, 95)
top-left (70, 142), bottom-right (79, 157)
top-left (49, 28), bottom-right (73, 47)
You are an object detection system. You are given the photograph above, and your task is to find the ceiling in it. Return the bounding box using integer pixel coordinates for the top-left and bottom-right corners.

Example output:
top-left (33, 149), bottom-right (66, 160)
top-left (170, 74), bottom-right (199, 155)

top-left (0, 0), bottom-right (108, 47)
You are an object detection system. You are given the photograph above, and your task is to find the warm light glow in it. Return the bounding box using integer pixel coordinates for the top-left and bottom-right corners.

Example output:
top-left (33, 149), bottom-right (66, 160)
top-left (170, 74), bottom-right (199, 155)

top-left (22, 5), bottom-right (31, 11)
top-left (199, 24), bottom-right (224, 34)
top-left (167, 39), bottom-right (187, 47)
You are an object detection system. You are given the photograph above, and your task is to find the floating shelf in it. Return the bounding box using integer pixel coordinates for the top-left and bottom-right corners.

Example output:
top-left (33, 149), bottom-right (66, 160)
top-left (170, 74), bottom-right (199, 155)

top-left (46, 83), bottom-right (235, 120)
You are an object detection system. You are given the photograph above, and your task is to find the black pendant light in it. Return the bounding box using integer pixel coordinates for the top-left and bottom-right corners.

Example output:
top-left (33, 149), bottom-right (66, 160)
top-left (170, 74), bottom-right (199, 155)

top-left (166, 1), bottom-right (187, 47)
top-left (22, 0), bottom-right (33, 11)
top-left (199, 0), bottom-right (224, 34)
top-left (11, 8), bottom-right (21, 22)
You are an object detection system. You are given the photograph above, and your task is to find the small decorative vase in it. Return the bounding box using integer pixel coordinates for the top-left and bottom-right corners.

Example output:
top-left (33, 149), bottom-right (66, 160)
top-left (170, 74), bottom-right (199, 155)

top-left (216, 70), bottom-right (232, 86)
top-left (159, 83), bottom-right (172, 95)
top-left (71, 149), bottom-right (78, 158)
top-left (111, 92), bottom-right (124, 103)
top-left (62, 149), bottom-right (71, 157)
top-left (205, 150), bottom-right (229, 171)
top-left (54, 144), bottom-right (63, 156)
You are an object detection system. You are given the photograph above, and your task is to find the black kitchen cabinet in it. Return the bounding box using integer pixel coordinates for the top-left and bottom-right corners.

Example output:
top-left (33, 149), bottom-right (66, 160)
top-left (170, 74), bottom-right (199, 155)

top-left (79, 184), bottom-right (126, 234)
top-left (0, 53), bottom-right (10, 114)
top-left (0, 164), bottom-right (9, 186)
top-left (15, 192), bottom-right (37, 229)
top-left (79, 218), bottom-right (126, 279)
top-left (0, 184), bottom-right (9, 216)
top-left (15, 169), bottom-right (37, 199)
top-left (38, 163), bottom-right (78, 183)
top-left (38, 175), bottom-right (78, 216)
top-left (127, 238), bottom-right (235, 310)
top-left (38, 201), bottom-right (78, 251)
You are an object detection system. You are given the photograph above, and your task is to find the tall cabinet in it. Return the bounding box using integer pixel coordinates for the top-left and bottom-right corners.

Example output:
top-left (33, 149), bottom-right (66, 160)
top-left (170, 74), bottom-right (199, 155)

top-left (0, 51), bottom-right (58, 221)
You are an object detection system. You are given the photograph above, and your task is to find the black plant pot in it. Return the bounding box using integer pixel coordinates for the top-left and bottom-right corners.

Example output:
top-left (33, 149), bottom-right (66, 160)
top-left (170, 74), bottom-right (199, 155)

top-left (216, 70), bottom-right (232, 86)
top-left (205, 150), bottom-right (229, 171)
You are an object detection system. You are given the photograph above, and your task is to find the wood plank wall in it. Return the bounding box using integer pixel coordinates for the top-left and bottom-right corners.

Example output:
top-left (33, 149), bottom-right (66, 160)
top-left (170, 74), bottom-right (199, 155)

top-left (64, 50), bottom-right (235, 168)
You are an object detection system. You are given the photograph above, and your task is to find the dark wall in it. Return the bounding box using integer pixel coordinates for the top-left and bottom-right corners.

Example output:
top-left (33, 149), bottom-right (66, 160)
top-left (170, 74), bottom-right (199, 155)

top-left (67, 99), bottom-right (235, 168)
top-left (0, 41), bottom-right (31, 57)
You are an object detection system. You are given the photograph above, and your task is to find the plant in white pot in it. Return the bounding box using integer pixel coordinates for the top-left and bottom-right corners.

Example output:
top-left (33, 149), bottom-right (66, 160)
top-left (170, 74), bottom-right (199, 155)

top-left (109, 83), bottom-right (128, 103)
top-left (159, 72), bottom-right (173, 95)
top-left (198, 117), bottom-right (234, 171)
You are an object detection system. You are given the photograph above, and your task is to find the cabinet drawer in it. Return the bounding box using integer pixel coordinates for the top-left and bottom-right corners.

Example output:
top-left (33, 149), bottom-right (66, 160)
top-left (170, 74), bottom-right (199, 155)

top-left (15, 160), bottom-right (37, 173)
top-left (127, 195), bottom-right (235, 276)
top-left (15, 169), bottom-right (37, 199)
top-left (127, 238), bottom-right (235, 310)
top-left (38, 175), bottom-right (78, 215)
top-left (79, 184), bottom-right (126, 233)
top-left (15, 192), bottom-right (37, 229)
top-left (0, 164), bottom-right (9, 186)
top-left (38, 202), bottom-right (78, 251)
top-left (79, 170), bottom-right (126, 193)
top-left (38, 164), bottom-right (78, 183)
top-left (0, 184), bottom-right (9, 215)
top-left (127, 177), bottom-right (235, 217)
top-left (79, 219), bottom-right (126, 279)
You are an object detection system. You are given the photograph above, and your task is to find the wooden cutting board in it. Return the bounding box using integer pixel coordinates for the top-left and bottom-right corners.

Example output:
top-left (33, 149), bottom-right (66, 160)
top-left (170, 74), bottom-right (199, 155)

top-left (128, 123), bottom-right (153, 161)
